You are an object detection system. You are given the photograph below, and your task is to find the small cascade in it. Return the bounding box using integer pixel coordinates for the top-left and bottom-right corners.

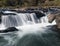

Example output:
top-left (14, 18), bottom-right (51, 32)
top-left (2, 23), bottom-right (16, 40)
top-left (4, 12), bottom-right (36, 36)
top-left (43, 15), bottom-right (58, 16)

top-left (40, 16), bottom-right (49, 23)
top-left (1, 13), bottom-right (38, 27)
top-left (1, 12), bottom-right (56, 28)
top-left (2, 15), bottom-right (23, 27)
top-left (0, 23), bottom-right (6, 30)
top-left (17, 13), bottom-right (38, 24)
top-left (30, 13), bottom-right (38, 24)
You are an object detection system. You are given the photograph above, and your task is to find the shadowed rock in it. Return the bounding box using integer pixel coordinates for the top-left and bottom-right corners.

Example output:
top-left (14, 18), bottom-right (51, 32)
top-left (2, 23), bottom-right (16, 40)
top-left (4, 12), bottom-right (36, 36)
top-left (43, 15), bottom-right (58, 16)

top-left (0, 27), bottom-right (18, 33)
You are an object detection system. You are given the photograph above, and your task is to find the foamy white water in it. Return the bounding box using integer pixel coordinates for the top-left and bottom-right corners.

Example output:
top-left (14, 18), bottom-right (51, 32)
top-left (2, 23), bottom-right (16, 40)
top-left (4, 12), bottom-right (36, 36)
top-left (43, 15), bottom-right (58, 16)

top-left (0, 24), bottom-right (6, 30)
top-left (3, 11), bottom-right (17, 14)
top-left (1, 12), bottom-right (56, 30)
top-left (0, 11), bottom-right (56, 35)
top-left (0, 11), bottom-right (57, 46)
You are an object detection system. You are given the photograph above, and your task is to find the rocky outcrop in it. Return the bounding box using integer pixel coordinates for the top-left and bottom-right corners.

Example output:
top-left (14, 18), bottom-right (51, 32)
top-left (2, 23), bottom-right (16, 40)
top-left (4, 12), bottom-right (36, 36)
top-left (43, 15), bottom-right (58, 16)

top-left (55, 14), bottom-right (60, 29)
top-left (48, 13), bottom-right (60, 29)
top-left (47, 14), bottom-right (55, 23)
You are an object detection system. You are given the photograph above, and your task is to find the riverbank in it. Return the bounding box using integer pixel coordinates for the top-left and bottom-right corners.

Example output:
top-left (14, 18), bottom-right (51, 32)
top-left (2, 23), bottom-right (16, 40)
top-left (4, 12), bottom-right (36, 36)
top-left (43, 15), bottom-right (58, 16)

top-left (0, 6), bottom-right (60, 10)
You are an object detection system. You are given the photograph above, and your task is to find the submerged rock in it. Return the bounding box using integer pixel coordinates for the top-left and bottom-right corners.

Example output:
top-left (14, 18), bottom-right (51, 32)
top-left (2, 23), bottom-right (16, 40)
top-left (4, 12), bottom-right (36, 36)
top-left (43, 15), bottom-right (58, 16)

top-left (0, 27), bottom-right (18, 33)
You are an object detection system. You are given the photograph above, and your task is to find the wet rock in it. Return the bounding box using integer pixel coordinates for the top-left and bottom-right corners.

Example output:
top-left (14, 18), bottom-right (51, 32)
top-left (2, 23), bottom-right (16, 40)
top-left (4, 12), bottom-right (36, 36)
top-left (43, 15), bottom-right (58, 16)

top-left (33, 11), bottom-right (45, 19)
top-left (0, 27), bottom-right (18, 33)
top-left (47, 14), bottom-right (55, 23)
top-left (50, 25), bottom-right (60, 33)
top-left (48, 13), bottom-right (60, 29)
top-left (55, 14), bottom-right (60, 29)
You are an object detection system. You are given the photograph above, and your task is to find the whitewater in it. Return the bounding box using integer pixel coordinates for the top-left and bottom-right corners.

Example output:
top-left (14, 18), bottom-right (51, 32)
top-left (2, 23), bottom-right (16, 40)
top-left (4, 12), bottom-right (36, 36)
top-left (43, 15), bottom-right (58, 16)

top-left (0, 11), bottom-right (59, 46)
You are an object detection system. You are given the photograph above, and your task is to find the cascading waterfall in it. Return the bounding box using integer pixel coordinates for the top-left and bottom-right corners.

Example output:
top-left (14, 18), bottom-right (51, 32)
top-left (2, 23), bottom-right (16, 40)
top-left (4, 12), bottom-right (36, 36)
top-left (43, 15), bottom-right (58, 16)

top-left (2, 13), bottom-right (38, 27)
top-left (1, 13), bottom-right (56, 28)
top-left (0, 11), bottom-right (59, 46)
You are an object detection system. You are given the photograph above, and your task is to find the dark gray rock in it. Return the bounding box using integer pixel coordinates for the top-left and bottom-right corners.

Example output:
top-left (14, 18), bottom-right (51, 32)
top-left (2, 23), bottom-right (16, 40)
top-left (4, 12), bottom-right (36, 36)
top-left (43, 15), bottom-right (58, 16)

top-left (0, 27), bottom-right (18, 33)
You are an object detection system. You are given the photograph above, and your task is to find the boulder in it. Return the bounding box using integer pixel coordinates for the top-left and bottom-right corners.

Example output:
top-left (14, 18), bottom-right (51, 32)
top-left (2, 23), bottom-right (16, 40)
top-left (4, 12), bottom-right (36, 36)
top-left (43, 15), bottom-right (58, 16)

top-left (48, 13), bottom-right (60, 29)
top-left (0, 27), bottom-right (18, 33)
top-left (55, 14), bottom-right (60, 29)
top-left (47, 14), bottom-right (56, 23)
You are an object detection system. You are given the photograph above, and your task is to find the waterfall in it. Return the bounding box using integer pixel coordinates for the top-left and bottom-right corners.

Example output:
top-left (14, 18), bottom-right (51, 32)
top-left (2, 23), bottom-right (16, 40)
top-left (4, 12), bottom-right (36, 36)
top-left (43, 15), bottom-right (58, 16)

top-left (17, 13), bottom-right (38, 24)
top-left (1, 13), bottom-right (37, 27)
top-left (0, 11), bottom-right (58, 46)
top-left (2, 15), bottom-right (23, 27)
top-left (1, 12), bottom-right (56, 28)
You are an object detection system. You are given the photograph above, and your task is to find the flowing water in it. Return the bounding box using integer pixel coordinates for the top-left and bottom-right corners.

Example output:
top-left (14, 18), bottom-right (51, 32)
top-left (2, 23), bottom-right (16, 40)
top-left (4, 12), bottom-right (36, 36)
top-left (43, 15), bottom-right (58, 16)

top-left (0, 11), bottom-right (60, 46)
